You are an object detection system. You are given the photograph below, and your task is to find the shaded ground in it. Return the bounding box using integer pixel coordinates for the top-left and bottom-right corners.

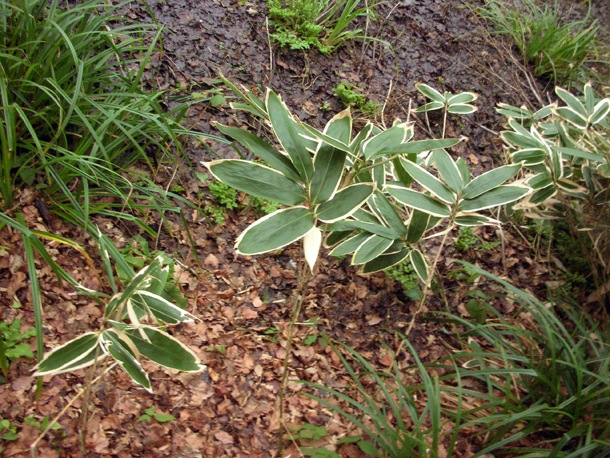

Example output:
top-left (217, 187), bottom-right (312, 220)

top-left (1, 0), bottom-right (608, 457)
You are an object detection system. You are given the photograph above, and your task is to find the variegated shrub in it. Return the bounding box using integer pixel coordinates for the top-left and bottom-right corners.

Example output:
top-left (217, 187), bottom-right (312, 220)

top-left (206, 78), bottom-right (532, 284)
top-left (34, 239), bottom-right (204, 392)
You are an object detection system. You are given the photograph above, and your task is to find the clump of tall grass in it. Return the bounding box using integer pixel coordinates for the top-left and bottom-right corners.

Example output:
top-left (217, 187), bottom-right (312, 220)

top-left (0, 0), bottom-right (224, 225)
top-left (478, 0), bottom-right (605, 84)
top-left (300, 263), bottom-right (610, 457)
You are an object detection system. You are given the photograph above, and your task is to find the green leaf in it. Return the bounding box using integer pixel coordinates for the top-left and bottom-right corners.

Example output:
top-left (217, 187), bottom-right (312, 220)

top-left (360, 247), bottom-right (410, 274)
top-left (236, 206), bottom-right (315, 255)
top-left (367, 191), bottom-right (407, 237)
top-left (447, 103), bottom-right (477, 114)
top-left (324, 109), bottom-right (352, 144)
top-left (409, 249), bottom-right (428, 283)
top-left (399, 160), bottom-right (456, 203)
top-left (456, 157), bottom-right (471, 184)
top-left (447, 92), bottom-right (478, 104)
top-left (329, 233), bottom-right (369, 257)
top-left (433, 149), bottom-right (463, 193)
top-left (214, 123), bottom-right (301, 182)
top-left (34, 333), bottom-right (100, 376)
top-left (415, 83), bottom-right (445, 103)
top-left (153, 412), bottom-right (176, 423)
top-left (207, 160), bottom-right (306, 206)
top-left (267, 90), bottom-right (314, 182)
top-left (459, 185), bottom-right (531, 212)
top-left (362, 124), bottom-right (413, 160)
top-left (386, 184), bottom-right (451, 217)
top-left (310, 145), bottom-right (347, 204)
top-left (101, 331), bottom-right (151, 392)
top-left (352, 235), bottom-right (394, 265)
top-left (414, 101), bottom-right (444, 113)
top-left (461, 164), bottom-right (522, 199)
top-left (315, 183), bottom-right (375, 223)
top-left (590, 99), bottom-right (610, 124)
top-left (455, 212), bottom-right (499, 226)
top-left (358, 440), bottom-right (379, 457)
top-left (132, 291), bottom-right (194, 325)
top-left (124, 326), bottom-right (203, 372)
top-left (406, 209), bottom-right (430, 243)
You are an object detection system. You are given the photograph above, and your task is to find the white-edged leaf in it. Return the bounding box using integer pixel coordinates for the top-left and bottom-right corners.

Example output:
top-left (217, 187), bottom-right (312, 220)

top-left (236, 206), bottom-right (314, 255)
top-left (352, 234), bottom-right (394, 265)
top-left (329, 232), bottom-right (370, 257)
top-left (555, 86), bottom-right (587, 118)
top-left (315, 183), bottom-right (375, 223)
top-left (207, 160), bottom-right (306, 205)
top-left (124, 326), bottom-right (204, 372)
top-left (34, 332), bottom-right (101, 376)
top-left (310, 144), bottom-right (347, 204)
top-left (400, 160), bottom-right (456, 203)
top-left (448, 92), bottom-right (478, 104)
top-left (433, 149), bottom-right (463, 193)
top-left (414, 101), bottom-right (444, 113)
top-left (409, 249), bottom-right (428, 284)
top-left (590, 99), bottom-right (610, 125)
top-left (461, 164), bottom-right (522, 199)
top-left (416, 83), bottom-right (445, 103)
top-left (267, 90), bottom-right (314, 182)
top-left (386, 183), bottom-right (451, 218)
top-left (362, 123), bottom-right (413, 160)
top-left (133, 290), bottom-right (196, 324)
top-left (303, 226), bottom-right (322, 271)
top-left (447, 103), bottom-right (478, 114)
top-left (100, 330), bottom-right (151, 392)
top-left (214, 123), bottom-right (301, 182)
top-left (459, 185), bottom-right (531, 212)
top-left (359, 247), bottom-right (411, 274)
top-left (454, 212), bottom-right (500, 226)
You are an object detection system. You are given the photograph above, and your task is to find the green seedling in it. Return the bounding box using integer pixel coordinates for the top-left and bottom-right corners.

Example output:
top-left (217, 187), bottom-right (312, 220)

top-left (333, 82), bottom-right (379, 117)
top-left (384, 261), bottom-right (423, 301)
top-left (0, 319), bottom-right (35, 376)
top-left (137, 406), bottom-right (176, 424)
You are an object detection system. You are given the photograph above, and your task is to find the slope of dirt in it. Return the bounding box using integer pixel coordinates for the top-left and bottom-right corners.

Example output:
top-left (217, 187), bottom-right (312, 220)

top-left (1, 0), bottom-right (606, 457)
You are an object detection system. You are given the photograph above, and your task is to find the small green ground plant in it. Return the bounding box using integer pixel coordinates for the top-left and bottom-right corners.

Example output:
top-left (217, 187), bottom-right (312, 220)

top-left (333, 83), bottom-right (380, 118)
top-left (384, 261), bottom-right (422, 300)
top-left (0, 319), bottom-right (35, 377)
top-left (267, 0), bottom-right (375, 53)
top-left (479, 0), bottom-right (605, 83)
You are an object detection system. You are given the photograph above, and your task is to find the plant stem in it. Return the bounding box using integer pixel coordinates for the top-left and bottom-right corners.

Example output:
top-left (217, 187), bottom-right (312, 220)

top-left (405, 222), bottom-right (454, 336)
top-left (278, 252), bottom-right (313, 457)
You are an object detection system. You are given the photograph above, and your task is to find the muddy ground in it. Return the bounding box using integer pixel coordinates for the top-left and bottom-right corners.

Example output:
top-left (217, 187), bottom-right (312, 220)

top-left (1, 0), bottom-right (609, 457)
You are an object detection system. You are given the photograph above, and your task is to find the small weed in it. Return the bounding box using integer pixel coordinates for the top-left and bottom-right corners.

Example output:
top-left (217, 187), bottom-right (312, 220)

top-left (384, 261), bottom-right (422, 301)
top-left (0, 319), bottom-right (35, 375)
top-left (333, 83), bottom-right (380, 117)
top-left (24, 416), bottom-right (62, 433)
top-left (137, 406), bottom-right (176, 424)
top-left (0, 418), bottom-right (17, 441)
top-left (205, 205), bottom-right (228, 225)
top-left (456, 227), bottom-right (500, 252)
top-left (209, 180), bottom-right (238, 210)
top-left (319, 101), bottom-right (330, 112)
top-left (249, 195), bottom-right (281, 216)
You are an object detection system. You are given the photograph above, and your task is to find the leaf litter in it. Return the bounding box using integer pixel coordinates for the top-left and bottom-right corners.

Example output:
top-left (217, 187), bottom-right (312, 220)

top-left (2, 0), bottom-right (607, 456)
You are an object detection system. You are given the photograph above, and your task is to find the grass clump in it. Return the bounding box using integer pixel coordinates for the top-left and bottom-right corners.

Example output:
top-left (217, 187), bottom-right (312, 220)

top-left (267, 0), bottom-right (374, 54)
top-left (479, 0), bottom-right (605, 84)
